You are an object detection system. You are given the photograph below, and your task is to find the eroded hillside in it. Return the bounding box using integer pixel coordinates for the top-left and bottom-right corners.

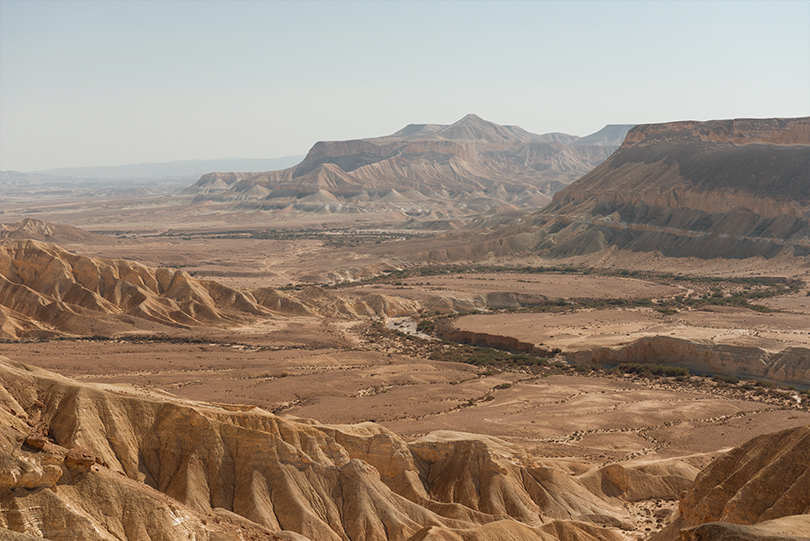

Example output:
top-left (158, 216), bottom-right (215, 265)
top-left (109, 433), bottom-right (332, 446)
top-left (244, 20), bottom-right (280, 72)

top-left (0, 356), bottom-right (669, 540)
top-left (184, 115), bottom-right (632, 220)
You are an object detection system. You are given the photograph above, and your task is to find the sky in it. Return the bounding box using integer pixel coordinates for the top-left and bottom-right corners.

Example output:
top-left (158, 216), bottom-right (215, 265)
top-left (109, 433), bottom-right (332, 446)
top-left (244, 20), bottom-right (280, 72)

top-left (1, 0), bottom-right (808, 172)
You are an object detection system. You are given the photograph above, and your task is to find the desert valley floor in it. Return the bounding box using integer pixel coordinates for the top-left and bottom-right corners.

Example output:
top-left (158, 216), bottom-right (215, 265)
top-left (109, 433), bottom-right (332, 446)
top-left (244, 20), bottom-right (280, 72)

top-left (0, 116), bottom-right (808, 541)
top-left (1, 224), bottom-right (809, 540)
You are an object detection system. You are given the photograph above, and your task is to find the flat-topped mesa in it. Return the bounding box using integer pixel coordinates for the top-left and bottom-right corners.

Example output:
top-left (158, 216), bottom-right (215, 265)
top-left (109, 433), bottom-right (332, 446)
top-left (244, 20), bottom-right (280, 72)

top-left (623, 117), bottom-right (810, 146)
top-left (547, 116), bottom-right (810, 222)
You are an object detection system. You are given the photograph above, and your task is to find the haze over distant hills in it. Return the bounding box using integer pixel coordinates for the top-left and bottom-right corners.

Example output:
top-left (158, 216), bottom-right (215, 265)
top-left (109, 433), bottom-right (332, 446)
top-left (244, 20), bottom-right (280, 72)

top-left (184, 114), bottom-right (633, 220)
top-left (0, 156), bottom-right (304, 200)
top-left (28, 156), bottom-right (304, 180)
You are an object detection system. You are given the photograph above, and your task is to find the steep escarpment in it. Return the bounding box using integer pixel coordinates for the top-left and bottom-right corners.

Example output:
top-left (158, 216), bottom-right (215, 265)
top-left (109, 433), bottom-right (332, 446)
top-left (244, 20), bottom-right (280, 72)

top-left (184, 115), bottom-right (632, 219)
top-left (572, 336), bottom-right (810, 386)
top-left (531, 117), bottom-right (810, 260)
top-left (0, 356), bottom-right (679, 540)
top-left (654, 424), bottom-right (810, 541)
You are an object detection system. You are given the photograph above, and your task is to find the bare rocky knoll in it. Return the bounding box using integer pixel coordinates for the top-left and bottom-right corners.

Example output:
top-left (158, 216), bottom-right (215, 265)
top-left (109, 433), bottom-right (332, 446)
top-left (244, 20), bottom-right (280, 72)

top-left (183, 114), bottom-right (631, 219)
top-left (0, 355), bottom-right (683, 540)
top-left (0, 219), bottom-right (107, 244)
top-left (652, 425), bottom-right (810, 540)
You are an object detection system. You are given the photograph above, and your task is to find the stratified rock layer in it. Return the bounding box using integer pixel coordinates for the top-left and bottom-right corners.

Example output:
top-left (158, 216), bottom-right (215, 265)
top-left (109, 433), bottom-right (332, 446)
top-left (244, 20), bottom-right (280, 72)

top-left (184, 115), bottom-right (631, 218)
top-left (0, 240), bottom-right (425, 338)
top-left (653, 424), bottom-right (810, 541)
top-left (0, 356), bottom-right (683, 540)
top-left (572, 336), bottom-right (810, 386)
top-left (535, 117), bottom-right (810, 260)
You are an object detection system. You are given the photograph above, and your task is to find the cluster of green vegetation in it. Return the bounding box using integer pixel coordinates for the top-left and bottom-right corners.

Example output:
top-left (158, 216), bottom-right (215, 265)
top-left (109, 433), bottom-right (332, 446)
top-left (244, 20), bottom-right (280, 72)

top-left (614, 363), bottom-right (690, 378)
top-left (416, 320), bottom-right (435, 333)
top-left (712, 374), bottom-right (740, 385)
top-left (341, 263), bottom-right (801, 313)
top-left (427, 344), bottom-right (547, 368)
top-left (155, 228), bottom-right (420, 247)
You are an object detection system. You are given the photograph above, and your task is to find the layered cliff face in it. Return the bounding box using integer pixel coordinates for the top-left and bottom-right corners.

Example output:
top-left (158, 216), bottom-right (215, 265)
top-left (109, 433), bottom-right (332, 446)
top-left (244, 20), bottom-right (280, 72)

top-left (529, 117), bottom-right (810, 260)
top-left (0, 356), bottom-right (685, 540)
top-left (572, 337), bottom-right (810, 387)
top-left (654, 424), bottom-right (810, 541)
top-left (184, 115), bottom-right (632, 219)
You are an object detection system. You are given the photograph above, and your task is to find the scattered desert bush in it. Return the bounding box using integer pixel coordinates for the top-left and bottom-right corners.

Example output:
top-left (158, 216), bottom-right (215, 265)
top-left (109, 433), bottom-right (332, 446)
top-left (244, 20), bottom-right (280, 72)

top-left (416, 319), bottom-right (435, 333)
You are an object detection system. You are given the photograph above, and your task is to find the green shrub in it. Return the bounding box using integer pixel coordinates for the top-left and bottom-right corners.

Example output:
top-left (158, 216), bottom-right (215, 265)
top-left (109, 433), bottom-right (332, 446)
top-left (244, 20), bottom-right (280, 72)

top-left (416, 320), bottom-right (435, 333)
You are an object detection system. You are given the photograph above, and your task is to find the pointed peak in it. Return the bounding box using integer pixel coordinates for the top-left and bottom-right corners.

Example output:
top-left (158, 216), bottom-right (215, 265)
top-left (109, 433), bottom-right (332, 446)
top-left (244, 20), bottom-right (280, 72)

top-left (436, 114), bottom-right (526, 143)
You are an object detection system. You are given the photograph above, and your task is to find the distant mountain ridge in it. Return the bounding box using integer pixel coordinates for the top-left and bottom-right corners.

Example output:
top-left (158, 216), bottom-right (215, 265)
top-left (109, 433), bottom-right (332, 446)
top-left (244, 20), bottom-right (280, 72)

top-left (387, 117), bottom-right (810, 264)
top-left (184, 114), bottom-right (633, 220)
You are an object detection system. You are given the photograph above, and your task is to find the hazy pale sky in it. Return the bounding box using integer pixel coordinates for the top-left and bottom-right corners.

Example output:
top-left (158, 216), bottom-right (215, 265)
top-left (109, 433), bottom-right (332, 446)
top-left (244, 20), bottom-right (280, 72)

top-left (1, 0), bottom-right (808, 171)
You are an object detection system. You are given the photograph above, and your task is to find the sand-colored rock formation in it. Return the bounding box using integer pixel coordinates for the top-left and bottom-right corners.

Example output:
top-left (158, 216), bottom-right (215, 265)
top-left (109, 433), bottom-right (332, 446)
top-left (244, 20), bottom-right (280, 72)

top-left (0, 219), bottom-right (106, 244)
top-left (653, 424), bottom-right (810, 541)
top-left (184, 115), bottom-right (631, 219)
top-left (393, 117), bottom-right (809, 263)
top-left (0, 240), bottom-right (433, 339)
top-left (0, 239), bottom-right (273, 338)
top-left (572, 336), bottom-right (810, 386)
top-left (534, 116), bottom-right (810, 260)
top-left (0, 355), bottom-right (699, 540)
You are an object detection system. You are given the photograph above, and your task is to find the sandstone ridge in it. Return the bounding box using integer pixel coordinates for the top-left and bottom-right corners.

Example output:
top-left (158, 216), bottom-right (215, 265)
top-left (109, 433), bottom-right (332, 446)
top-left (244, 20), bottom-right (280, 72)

top-left (0, 355), bottom-right (697, 540)
top-left (0, 219), bottom-right (106, 244)
top-left (653, 424), bottom-right (810, 541)
top-left (0, 240), bottom-right (431, 339)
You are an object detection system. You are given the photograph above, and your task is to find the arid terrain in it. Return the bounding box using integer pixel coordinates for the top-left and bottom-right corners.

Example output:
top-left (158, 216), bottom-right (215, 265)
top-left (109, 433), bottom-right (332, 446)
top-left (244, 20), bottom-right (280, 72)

top-left (1, 116), bottom-right (809, 541)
